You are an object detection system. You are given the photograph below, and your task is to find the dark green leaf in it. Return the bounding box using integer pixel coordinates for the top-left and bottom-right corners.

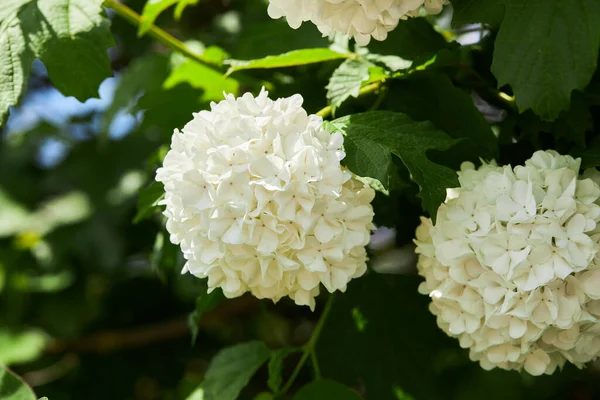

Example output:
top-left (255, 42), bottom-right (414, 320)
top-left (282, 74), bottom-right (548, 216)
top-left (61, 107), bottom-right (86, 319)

top-left (267, 348), bottom-right (300, 393)
top-left (0, 365), bottom-right (36, 400)
top-left (201, 341), bottom-right (271, 400)
top-left (326, 59), bottom-right (371, 111)
top-left (578, 136), bottom-right (600, 169)
top-left (552, 92), bottom-right (592, 148)
top-left (316, 274), bottom-right (456, 400)
top-left (133, 182), bottom-right (164, 224)
top-left (0, 0), bottom-right (114, 126)
top-left (235, 21), bottom-right (329, 60)
top-left (386, 72), bottom-right (497, 159)
top-left (450, 0), bottom-right (505, 26)
top-left (366, 18), bottom-right (447, 62)
top-left (491, 0), bottom-right (600, 120)
top-left (328, 111), bottom-right (460, 220)
top-left (293, 380), bottom-right (362, 400)
top-left (188, 288), bottom-right (224, 345)
top-left (226, 49), bottom-right (349, 75)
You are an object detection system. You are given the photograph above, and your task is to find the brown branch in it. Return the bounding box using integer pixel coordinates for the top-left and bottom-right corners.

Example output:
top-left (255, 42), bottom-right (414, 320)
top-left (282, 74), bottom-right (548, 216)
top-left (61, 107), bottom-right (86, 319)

top-left (46, 297), bottom-right (260, 354)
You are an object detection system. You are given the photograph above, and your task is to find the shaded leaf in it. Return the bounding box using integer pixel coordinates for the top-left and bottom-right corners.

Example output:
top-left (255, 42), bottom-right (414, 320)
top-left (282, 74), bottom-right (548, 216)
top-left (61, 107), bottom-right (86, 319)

top-left (201, 341), bottom-right (271, 400)
top-left (317, 274), bottom-right (456, 400)
top-left (293, 380), bottom-right (362, 400)
top-left (0, 366), bottom-right (36, 400)
top-left (133, 182), bottom-right (164, 224)
top-left (188, 288), bottom-right (224, 345)
top-left (491, 0), bottom-right (600, 120)
top-left (328, 111), bottom-right (460, 220)
top-left (366, 18), bottom-right (447, 62)
top-left (386, 72), bottom-right (497, 159)
top-left (0, 0), bottom-right (114, 126)
top-left (267, 347), bottom-right (300, 393)
top-left (450, 0), bottom-right (505, 26)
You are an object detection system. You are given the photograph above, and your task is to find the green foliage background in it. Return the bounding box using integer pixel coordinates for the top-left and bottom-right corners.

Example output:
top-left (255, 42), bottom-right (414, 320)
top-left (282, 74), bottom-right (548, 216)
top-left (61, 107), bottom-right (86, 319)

top-left (0, 0), bottom-right (600, 399)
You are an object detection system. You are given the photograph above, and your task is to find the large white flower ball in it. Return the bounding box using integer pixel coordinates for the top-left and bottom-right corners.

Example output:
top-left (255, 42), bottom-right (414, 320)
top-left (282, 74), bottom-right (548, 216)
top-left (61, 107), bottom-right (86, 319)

top-left (267, 0), bottom-right (448, 46)
top-left (156, 89), bottom-right (375, 310)
top-left (415, 150), bottom-right (600, 375)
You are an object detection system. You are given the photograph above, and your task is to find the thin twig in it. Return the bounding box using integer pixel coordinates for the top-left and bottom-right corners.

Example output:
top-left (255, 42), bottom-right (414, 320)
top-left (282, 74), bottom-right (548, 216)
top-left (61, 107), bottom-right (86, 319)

top-left (103, 0), bottom-right (222, 70)
top-left (46, 297), bottom-right (259, 354)
top-left (278, 294), bottom-right (335, 395)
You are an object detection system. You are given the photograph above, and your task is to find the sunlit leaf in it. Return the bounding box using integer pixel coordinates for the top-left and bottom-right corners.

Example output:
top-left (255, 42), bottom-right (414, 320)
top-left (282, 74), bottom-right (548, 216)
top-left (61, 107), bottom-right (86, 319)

top-left (226, 49), bottom-right (349, 75)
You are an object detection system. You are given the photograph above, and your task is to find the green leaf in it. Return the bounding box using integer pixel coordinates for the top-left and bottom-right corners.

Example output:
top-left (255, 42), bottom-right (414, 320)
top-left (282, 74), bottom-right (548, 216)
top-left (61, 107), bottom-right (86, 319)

top-left (366, 18), bottom-right (447, 62)
top-left (133, 182), bottom-right (164, 224)
top-left (0, 365), bottom-right (37, 400)
top-left (139, 0), bottom-right (178, 35)
top-left (450, 0), bottom-right (505, 26)
top-left (316, 274), bottom-right (456, 400)
top-left (188, 288), bottom-right (224, 345)
top-left (578, 137), bottom-right (600, 169)
top-left (174, 0), bottom-right (199, 20)
top-left (139, 0), bottom-right (201, 35)
top-left (328, 111), bottom-right (460, 220)
top-left (386, 72), bottom-right (497, 159)
top-left (326, 59), bottom-right (371, 111)
top-left (201, 341), bottom-right (271, 400)
top-left (491, 0), bottom-right (600, 120)
top-left (165, 42), bottom-right (239, 101)
top-left (0, 329), bottom-right (48, 365)
top-left (365, 54), bottom-right (412, 72)
top-left (0, 0), bottom-right (114, 126)
top-left (253, 393), bottom-right (274, 400)
top-left (267, 348), bottom-right (300, 393)
top-left (552, 92), bottom-right (592, 148)
top-left (226, 49), bottom-right (349, 75)
top-left (293, 380), bottom-right (362, 400)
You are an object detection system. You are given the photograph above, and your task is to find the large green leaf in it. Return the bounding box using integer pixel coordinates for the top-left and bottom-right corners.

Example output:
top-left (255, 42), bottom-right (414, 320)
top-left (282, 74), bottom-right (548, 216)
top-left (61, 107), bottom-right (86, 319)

top-left (491, 0), bottom-right (600, 120)
top-left (0, 0), bottom-right (114, 126)
top-left (386, 72), bottom-right (497, 159)
top-left (201, 341), bottom-right (271, 400)
top-left (226, 49), bottom-right (349, 75)
top-left (0, 365), bottom-right (36, 400)
top-left (326, 59), bottom-right (371, 112)
top-left (328, 111), bottom-right (459, 220)
top-left (293, 380), bottom-right (362, 400)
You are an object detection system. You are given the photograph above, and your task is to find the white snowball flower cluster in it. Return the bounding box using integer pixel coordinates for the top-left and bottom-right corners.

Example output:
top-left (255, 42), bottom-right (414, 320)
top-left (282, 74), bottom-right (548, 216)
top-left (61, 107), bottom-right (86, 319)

top-left (267, 0), bottom-right (448, 46)
top-left (415, 150), bottom-right (600, 375)
top-left (156, 89), bottom-right (375, 310)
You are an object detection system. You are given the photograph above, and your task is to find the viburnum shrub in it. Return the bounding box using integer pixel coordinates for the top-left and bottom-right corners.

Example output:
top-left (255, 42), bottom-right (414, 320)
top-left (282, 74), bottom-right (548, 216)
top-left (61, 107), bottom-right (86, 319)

top-left (1, 0), bottom-right (600, 399)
